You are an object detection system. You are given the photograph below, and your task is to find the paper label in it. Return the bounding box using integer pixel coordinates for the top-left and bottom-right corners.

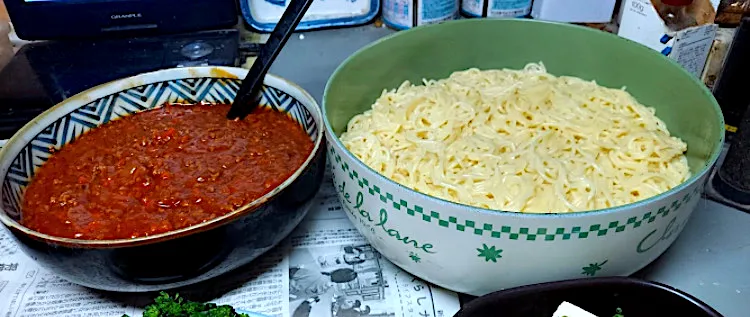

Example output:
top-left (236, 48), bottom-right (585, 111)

top-left (383, 0), bottom-right (458, 29)
top-left (670, 24), bottom-right (719, 78)
top-left (461, 0), bottom-right (531, 17)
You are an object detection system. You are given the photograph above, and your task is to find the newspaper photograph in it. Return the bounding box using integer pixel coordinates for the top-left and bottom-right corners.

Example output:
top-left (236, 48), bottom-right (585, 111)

top-left (0, 166), bottom-right (462, 317)
top-left (290, 244), bottom-right (391, 317)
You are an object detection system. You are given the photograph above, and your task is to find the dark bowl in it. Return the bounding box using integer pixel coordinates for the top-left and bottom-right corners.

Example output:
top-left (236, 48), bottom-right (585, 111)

top-left (0, 67), bottom-right (326, 292)
top-left (455, 276), bottom-right (723, 317)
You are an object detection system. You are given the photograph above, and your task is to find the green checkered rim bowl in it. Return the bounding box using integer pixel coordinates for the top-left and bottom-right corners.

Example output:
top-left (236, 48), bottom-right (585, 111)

top-left (322, 19), bottom-right (724, 296)
top-left (328, 146), bottom-right (701, 242)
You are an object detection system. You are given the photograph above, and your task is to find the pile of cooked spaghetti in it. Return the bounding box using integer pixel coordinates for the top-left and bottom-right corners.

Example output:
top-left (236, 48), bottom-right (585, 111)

top-left (340, 63), bottom-right (689, 213)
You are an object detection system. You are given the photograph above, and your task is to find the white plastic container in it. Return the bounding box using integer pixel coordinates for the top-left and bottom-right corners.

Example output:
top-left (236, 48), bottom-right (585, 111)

top-left (241, 0), bottom-right (379, 32)
top-left (383, 0), bottom-right (459, 30)
top-left (530, 0), bottom-right (617, 23)
top-left (460, 0), bottom-right (532, 18)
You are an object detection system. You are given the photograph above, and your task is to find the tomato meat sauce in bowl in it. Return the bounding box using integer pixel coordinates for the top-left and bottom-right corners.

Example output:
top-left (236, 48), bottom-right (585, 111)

top-left (23, 104), bottom-right (313, 240)
top-left (0, 67), bottom-right (326, 292)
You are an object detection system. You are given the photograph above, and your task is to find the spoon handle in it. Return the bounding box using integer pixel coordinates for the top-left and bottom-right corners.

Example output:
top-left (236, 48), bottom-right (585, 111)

top-left (228, 0), bottom-right (315, 120)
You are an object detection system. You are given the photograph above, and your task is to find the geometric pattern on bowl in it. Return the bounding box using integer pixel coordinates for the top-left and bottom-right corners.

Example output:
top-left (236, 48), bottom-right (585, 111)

top-left (2, 78), bottom-right (317, 221)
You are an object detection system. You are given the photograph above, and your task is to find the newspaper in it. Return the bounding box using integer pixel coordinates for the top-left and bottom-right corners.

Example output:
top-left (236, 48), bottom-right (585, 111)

top-left (0, 165), bottom-right (462, 317)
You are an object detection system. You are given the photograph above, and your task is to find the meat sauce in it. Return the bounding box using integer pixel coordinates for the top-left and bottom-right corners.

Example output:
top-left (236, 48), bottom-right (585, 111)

top-left (21, 104), bottom-right (314, 240)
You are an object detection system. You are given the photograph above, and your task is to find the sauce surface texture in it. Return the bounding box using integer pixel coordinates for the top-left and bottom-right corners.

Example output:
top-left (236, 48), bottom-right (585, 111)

top-left (21, 104), bottom-right (314, 240)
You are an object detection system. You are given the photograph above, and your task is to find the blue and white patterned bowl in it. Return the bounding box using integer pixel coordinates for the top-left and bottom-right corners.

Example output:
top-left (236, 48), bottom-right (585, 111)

top-left (0, 67), bottom-right (326, 292)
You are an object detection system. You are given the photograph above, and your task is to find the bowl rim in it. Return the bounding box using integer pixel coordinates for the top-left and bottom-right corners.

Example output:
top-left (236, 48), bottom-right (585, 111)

top-left (0, 66), bottom-right (325, 248)
top-left (454, 276), bottom-right (724, 317)
top-left (322, 18), bottom-right (725, 219)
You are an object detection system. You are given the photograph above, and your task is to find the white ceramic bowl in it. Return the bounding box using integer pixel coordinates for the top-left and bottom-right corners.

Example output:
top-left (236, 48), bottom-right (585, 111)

top-left (322, 20), bottom-right (725, 295)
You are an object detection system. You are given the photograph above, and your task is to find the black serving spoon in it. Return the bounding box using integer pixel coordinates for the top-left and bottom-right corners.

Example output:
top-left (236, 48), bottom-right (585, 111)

top-left (227, 0), bottom-right (315, 120)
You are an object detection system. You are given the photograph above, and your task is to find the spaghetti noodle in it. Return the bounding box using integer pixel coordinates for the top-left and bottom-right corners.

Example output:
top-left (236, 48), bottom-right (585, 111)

top-left (340, 63), bottom-right (689, 213)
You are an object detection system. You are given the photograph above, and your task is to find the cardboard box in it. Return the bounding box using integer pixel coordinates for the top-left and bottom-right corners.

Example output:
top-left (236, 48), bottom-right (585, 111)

top-left (618, 0), bottom-right (720, 79)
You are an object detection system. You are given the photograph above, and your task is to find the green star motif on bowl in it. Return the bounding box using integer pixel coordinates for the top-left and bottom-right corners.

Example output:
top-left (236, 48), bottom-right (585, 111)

top-left (581, 260), bottom-right (609, 276)
top-left (409, 252), bottom-right (421, 263)
top-left (477, 244), bottom-right (503, 263)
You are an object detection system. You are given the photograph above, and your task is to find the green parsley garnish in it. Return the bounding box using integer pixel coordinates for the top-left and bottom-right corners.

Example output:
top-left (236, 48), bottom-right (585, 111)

top-left (123, 292), bottom-right (250, 317)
